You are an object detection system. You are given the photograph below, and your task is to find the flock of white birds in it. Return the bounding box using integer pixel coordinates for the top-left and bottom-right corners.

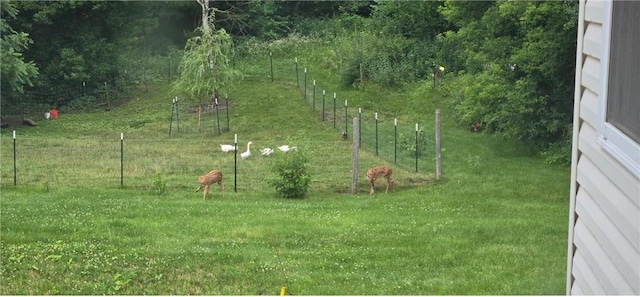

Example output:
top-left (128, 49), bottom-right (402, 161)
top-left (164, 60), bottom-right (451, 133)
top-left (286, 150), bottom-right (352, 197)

top-left (219, 143), bottom-right (297, 160)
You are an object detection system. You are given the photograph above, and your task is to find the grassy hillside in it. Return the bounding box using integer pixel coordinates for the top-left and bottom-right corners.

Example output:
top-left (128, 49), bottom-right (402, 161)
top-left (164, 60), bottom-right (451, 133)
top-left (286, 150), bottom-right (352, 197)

top-left (0, 37), bottom-right (570, 295)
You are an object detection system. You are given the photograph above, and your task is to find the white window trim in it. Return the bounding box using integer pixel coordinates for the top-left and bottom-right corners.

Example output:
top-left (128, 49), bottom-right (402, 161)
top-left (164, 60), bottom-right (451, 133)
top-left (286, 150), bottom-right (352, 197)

top-left (597, 0), bottom-right (640, 179)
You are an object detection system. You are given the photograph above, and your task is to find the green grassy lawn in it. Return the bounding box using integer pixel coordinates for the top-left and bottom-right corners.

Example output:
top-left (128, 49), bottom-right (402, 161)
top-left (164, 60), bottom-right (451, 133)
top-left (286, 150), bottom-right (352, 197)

top-left (1, 39), bottom-right (570, 295)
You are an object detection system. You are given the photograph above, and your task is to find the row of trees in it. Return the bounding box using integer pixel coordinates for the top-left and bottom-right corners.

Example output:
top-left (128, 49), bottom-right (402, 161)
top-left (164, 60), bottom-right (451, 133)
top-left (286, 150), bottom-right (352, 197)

top-left (1, 1), bottom-right (577, 163)
top-left (309, 1), bottom-right (577, 164)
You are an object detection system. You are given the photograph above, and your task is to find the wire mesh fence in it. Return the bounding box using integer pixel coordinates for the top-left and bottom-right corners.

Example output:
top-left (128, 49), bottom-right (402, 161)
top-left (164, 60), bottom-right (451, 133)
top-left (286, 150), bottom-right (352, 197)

top-left (4, 133), bottom-right (434, 194)
top-left (2, 50), bottom-right (440, 193)
top-left (1, 133), bottom-right (434, 195)
top-left (166, 96), bottom-right (232, 137)
top-left (244, 53), bottom-right (441, 175)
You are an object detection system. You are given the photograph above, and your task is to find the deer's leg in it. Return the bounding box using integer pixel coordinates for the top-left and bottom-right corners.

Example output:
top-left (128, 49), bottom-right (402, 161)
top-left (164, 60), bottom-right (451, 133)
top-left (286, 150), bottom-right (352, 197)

top-left (385, 178), bottom-right (390, 194)
top-left (369, 179), bottom-right (375, 195)
top-left (203, 184), bottom-right (210, 200)
top-left (195, 185), bottom-right (202, 192)
top-left (218, 181), bottom-right (224, 197)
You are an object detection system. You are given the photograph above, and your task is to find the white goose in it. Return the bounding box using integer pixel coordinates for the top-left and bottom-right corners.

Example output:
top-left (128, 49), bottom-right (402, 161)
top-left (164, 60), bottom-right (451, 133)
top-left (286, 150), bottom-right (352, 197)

top-left (260, 148), bottom-right (274, 156)
top-left (278, 145), bottom-right (298, 152)
top-left (241, 142), bottom-right (253, 160)
top-left (220, 144), bottom-right (236, 153)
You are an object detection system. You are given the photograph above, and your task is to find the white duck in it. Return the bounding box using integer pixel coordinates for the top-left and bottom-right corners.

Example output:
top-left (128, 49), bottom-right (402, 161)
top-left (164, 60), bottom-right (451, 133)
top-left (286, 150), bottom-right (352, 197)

top-left (241, 142), bottom-right (253, 160)
top-left (220, 144), bottom-right (236, 153)
top-left (260, 148), bottom-right (274, 156)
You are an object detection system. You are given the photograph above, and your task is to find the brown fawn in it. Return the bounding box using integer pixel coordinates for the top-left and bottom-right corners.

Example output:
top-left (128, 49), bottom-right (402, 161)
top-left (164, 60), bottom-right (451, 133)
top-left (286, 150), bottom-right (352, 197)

top-left (195, 169), bottom-right (224, 199)
top-left (366, 165), bottom-right (393, 195)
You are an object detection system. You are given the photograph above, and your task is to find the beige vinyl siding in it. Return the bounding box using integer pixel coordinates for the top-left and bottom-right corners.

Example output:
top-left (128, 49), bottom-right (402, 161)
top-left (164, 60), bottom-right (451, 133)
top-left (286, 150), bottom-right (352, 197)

top-left (581, 56), bottom-right (600, 95)
top-left (582, 23), bottom-right (602, 59)
top-left (579, 89), bottom-right (598, 126)
top-left (584, 0), bottom-right (604, 23)
top-left (577, 155), bottom-right (640, 251)
top-left (572, 250), bottom-right (604, 294)
top-left (579, 124), bottom-right (640, 211)
top-left (568, 0), bottom-right (640, 294)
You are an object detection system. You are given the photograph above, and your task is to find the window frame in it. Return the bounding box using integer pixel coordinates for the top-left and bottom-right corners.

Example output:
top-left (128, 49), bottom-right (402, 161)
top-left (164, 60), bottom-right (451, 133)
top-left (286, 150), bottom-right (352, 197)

top-left (598, 0), bottom-right (640, 178)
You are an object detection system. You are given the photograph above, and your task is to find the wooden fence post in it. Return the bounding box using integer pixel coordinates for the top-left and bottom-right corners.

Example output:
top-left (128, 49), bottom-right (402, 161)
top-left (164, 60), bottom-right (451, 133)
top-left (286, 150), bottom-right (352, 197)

top-left (352, 117), bottom-right (360, 194)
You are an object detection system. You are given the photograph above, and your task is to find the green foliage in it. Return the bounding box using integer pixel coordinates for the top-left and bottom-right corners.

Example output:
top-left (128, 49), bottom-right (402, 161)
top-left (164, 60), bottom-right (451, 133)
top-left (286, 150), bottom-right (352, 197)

top-left (396, 129), bottom-right (430, 158)
top-left (371, 1), bottom-right (451, 40)
top-left (540, 124), bottom-right (573, 166)
top-left (269, 148), bottom-right (312, 199)
top-left (338, 33), bottom-right (434, 88)
top-left (440, 1), bottom-right (577, 156)
top-left (152, 172), bottom-right (167, 195)
top-left (0, 3), bottom-right (39, 95)
top-left (217, 1), bottom-right (290, 39)
top-left (171, 24), bottom-right (242, 102)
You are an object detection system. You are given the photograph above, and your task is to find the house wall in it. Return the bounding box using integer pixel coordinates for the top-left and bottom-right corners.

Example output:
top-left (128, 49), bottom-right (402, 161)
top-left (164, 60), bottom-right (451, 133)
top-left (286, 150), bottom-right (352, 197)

top-left (568, 0), bottom-right (640, 295)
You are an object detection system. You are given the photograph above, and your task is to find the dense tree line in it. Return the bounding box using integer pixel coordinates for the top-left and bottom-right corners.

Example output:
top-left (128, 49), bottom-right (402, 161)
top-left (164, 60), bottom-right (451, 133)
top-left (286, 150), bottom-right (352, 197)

top-left (1, 0), bottom-right (577, 163)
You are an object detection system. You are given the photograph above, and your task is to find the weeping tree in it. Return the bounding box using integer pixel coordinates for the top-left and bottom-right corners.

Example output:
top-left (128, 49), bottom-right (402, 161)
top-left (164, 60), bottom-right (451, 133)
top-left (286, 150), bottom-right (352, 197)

top-left (171, 0), bottom-right (242, 132)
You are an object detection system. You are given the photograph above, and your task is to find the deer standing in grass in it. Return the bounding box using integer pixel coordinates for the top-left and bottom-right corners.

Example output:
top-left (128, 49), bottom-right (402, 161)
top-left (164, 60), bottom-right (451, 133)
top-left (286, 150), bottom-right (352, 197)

top-left (366, 165), bottom-right (394, 195)
top-left (195, 169), bottom-right (224, 199)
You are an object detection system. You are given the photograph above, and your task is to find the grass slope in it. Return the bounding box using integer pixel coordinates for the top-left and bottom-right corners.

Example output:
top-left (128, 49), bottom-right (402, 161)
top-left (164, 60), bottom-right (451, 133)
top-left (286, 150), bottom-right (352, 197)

top-left (1, 42), bottom-right (570, 295)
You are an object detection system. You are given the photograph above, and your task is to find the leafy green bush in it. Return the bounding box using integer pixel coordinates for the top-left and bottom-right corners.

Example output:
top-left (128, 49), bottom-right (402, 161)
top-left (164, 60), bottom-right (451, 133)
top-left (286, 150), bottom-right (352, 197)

top-left (540, 126), bottom-right (573, 166)
top-left (396, 128), bottom-right (430, 157)
top-left (269, 148), bottom-right (312, 199)
top-left (152, 172), bottom-right (167, 195)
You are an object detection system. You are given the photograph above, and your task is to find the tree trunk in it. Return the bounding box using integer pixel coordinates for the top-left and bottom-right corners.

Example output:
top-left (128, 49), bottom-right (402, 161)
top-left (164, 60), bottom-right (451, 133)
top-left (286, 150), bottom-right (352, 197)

top-left (196, 0), bottom-right (211, 33)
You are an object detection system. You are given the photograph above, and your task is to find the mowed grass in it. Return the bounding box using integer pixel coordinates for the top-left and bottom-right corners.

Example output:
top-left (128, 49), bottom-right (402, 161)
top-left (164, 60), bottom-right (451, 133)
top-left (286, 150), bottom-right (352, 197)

top-left (1, 40), bottom-right (570, 295)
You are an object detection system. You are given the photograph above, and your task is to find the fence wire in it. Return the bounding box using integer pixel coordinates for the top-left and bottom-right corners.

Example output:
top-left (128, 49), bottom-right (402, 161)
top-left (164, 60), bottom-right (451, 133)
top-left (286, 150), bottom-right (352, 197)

top-left (3, 136), bottom-right (431, 194)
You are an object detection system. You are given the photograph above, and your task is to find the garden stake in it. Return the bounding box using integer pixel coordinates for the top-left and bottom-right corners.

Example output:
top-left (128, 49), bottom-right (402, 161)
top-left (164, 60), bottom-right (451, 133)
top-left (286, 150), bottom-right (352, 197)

top-left (13, 130), bottom-right (16, 186)
top-left (234, 134), bottom-right (237, 192)
top-left (304, 68), bottom-right (307, 102)
top-left (359, 108), bottom-right (362, 147)
top-left (295, 57), bottom-right (299, 87)
top-left (333, 92), bottom-right (337, 128)
top-left (175, 97), bottom-right (179, 133)
top-left (394, 118), bottom-right (397, 163)
top-left (215, 97), bottom-right (221, 135)
top-left (120, 132), bottom-right (124, 187)
top-left (312, 80), bottom-right (316, 112)
top-left (322, 90), bottom-right (325, 122)
top-left (344, 100), bottom-right (348, 136)
top-left (169, 98), bottom-right (175, 135)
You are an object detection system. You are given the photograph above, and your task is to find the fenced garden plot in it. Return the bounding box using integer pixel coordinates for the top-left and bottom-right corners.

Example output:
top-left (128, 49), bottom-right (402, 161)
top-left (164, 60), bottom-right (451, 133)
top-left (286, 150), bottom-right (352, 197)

top-left (236, 51), bottom-right (441, 175)
top-left (0, 135), bottom-right (433, 195)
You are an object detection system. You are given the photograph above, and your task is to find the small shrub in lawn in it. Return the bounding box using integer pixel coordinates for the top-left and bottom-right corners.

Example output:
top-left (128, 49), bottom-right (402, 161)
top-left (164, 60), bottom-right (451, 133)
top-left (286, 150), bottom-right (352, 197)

top-left (152, 172), bottom-right (167, 195)
top-left (269, 149), bottom-right (312, 199)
